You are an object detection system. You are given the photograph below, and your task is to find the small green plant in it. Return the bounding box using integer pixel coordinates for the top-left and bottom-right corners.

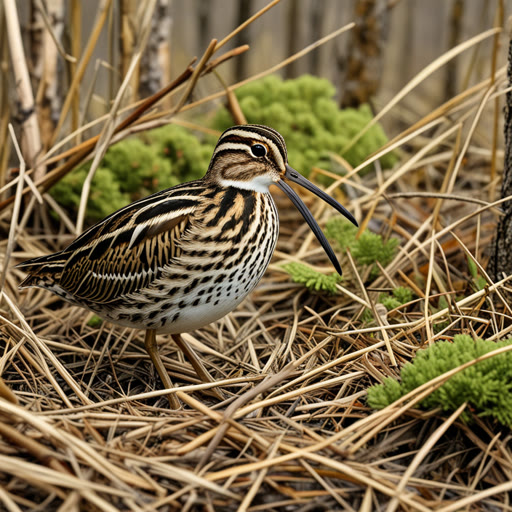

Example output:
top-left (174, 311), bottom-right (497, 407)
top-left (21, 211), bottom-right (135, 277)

top-left (367, 335), bottom-right (512, 427)
top-left (380, 286), bottom-right (414, 311)
top-left (51, 125), bottom-right (215, 222)
top-left (432, 295), bottom-right (450, 333)
top-left (432, 322), bottom-right (450, 334)
top-left (87, 315), bottom-right (103, 328)
top-left (467, 256), bottom-right (487, 291)
top-left (437, 295), bottom-right (449, 310)
top-left (213, 75), bottom-right (397, 176)
top-left (361, 308), bottom-right (374, 324)
top-left (283, 262), bottom-right (342, 294)
top-left (325, 218), bottom-right (399, 279)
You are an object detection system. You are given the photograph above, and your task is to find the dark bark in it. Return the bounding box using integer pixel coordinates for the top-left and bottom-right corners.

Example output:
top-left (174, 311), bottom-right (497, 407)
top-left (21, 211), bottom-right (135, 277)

top-left (339, 0), bottom-right (389, 108)
top-left (284, 0), bottom-right (299, 79)
top-left (198, 0), bottom-right (211, 57)
top-left (234, 0), bottom-right (252, 82)
top-left (444, 0), bottom-right (464, 100)
top-left (487, 37), bottom-right (512, 281)
top-left (309, 1), bottom-right (324, 75)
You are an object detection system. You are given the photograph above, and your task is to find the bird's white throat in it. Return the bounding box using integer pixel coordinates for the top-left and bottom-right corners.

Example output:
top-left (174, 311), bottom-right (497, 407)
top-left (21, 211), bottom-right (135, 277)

top-left (218, 175), bottom-right (274, 194)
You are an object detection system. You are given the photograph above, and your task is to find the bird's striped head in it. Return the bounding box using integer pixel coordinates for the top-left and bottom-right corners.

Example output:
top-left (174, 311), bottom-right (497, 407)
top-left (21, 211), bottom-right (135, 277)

top-left (207, 124), bottom-right (358, 275)
top-left (206, 124), bottom-right (287, 193)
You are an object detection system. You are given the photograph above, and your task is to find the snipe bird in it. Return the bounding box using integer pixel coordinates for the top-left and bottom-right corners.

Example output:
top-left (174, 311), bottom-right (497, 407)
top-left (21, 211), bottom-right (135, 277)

top-left (17, 125), bottom-right (357, 408)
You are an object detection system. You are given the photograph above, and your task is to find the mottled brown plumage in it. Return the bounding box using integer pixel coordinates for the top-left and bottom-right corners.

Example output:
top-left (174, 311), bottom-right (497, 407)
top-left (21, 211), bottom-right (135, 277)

top-left (18, 124), bottom-right (357, 407)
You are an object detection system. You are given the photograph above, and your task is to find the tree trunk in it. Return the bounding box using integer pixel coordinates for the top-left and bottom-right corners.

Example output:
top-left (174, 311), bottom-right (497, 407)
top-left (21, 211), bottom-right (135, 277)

top-left (139, 0), bottom-right (172, 101)
top-left (487, 36), bottom-right (512, 281)
top-left (444, 0), bottom-right (464, 100)
top-left (234, 0), bottom-right (252, 82)
top-left (5, 0), bottom-right (45, 179)
top-left (309, 1), bottom-right (325, 75)
top-left (197, 0), bottom-right (211, 56)
top-left (339, 0), bottom-right (389, 108)
top-left (284, 0), bottom-right (300, 79)
top-left (30, 0), bottom-right (65, 149)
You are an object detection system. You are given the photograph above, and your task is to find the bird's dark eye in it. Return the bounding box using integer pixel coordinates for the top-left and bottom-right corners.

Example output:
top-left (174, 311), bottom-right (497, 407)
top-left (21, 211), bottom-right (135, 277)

top-left (251, 144), bottom-right (267, 157)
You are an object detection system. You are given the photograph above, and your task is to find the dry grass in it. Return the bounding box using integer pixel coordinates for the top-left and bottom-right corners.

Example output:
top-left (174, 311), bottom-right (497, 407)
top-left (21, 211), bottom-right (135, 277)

top-left (1, 2), bottom-right (512, 510)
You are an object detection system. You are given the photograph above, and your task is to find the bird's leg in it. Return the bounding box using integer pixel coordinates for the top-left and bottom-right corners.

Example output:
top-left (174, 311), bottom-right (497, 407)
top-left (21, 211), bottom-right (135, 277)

top-left (144, 329), bottom-right (181, 409)
top-left (171, 334), bottom-right (225, 400)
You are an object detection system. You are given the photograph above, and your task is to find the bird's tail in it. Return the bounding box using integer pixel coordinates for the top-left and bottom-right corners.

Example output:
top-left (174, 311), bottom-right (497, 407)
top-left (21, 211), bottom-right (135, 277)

top-left (16, 252), bottom-right (66, 288)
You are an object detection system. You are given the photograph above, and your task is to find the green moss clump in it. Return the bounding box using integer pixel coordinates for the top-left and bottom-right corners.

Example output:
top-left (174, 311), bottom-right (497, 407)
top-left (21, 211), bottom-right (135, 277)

top-left (51, 126), bottom-right (215, 222)
top-left (212, 75), bottom-right (397, 175)
top-left (351, 231), bottom-right (399, 268)
top-left (283, 262), bottom-right (342, 294)
top-left (380, 295), bottom-right (401, 311)
top-left (392, 286), bottom-right (414, 304)
top-left (325, 218), bottom-right (399, 279)
top-left (367, 335), bottom-right (512, 427)
top-left (324, 217), bottom-right (358, 250)
top-left (380, 286), bottom-right (414, 311)
top-left (145, 125), bottom-right (215, 184)
top-left (51, 165), bottom-right (131, 221)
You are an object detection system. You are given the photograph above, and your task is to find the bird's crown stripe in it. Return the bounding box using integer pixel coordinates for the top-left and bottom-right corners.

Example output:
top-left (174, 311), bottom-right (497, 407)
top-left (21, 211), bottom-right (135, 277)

top-left (216, 127), bottom-right (286, 169)
top-left (225, 124), bottom-right (287, 159)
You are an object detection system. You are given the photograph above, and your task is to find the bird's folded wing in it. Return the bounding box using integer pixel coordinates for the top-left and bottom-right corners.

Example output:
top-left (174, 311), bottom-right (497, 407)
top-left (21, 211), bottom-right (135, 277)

top-left (57, 187), bottom-right (202, 304)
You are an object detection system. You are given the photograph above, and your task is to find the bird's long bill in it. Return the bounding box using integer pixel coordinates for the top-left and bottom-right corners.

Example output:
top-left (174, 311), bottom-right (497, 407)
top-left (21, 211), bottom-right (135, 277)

top-left (276, 165), bottom-right (358, 276)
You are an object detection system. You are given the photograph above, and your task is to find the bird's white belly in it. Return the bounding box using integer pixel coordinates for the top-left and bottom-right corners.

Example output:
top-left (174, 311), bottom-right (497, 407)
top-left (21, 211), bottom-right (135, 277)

top-left (158, 292), bottom-right (247, 334)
